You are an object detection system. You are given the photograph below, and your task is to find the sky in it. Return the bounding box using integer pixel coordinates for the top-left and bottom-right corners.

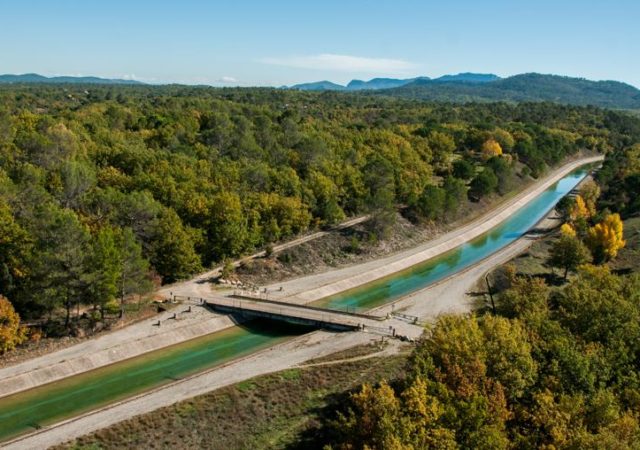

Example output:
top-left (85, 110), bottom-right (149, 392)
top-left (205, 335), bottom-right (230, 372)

top-left (1, 0), bottom-right (639, 87)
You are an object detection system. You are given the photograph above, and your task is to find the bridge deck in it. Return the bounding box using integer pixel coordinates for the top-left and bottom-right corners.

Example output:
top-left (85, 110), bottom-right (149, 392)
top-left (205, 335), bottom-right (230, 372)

top-left (203, 295), bottom-right (387, 332)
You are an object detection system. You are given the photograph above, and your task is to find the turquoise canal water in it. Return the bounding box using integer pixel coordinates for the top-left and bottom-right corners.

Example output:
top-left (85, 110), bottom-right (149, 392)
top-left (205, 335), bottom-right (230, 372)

top-left (0, 166), bottom-right (590, 443)
top-left (315, 167), bottom-right (590, 312)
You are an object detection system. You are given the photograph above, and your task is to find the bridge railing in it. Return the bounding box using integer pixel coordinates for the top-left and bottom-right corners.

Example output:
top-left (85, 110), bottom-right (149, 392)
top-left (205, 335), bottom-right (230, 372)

top-left (230, 291), bottom-right (384, 321)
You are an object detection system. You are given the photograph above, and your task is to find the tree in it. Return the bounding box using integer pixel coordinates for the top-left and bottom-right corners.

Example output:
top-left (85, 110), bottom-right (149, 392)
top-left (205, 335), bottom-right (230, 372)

top-left (0, 201), bottom-right (32, 296)
top-left (452, 159), bottom-right (475, 180)
top-left (84, 227), bottom-right (121, 317)
top-left (469, 168), bottom-right (498, 199)
top-left (308, 170), bottom-right (345, 226)
top-left (27, 207), bottom-right (90, 325)
top-left (587, 213), bottom-right (626, 262)
top-left (549, 234), bottom-right (592, 280)
top-left (498, 275), bottom-right (550, 322)
top-left (362, 155), bottom-right (396, 236)
top-left (568, 195), bottom-right (590, 222)
top-left (487, 155), bottom-right (515, 194)
top-left (150, 209), bottom-right (202, 282)
top-left (560, 222), bottom-right (576, 237)
top-left (417, 185), bottom-right (445, 220)
top-left (492, 128), bottom-right (515, 152)
top-left (443, 176), bottom-right (467, 213)
top-left (0, 295), bottom-right (27, 354)
top-left (428, 131), bottom-right (456, 172)
top-left (580, 179), bottom-right (601, 216)
top-left (333, 378), bottom-right (457, 449)
top-left (116, 228), bottom-right (152, 316)
top-left (481, 139), bottom-right (503, 160)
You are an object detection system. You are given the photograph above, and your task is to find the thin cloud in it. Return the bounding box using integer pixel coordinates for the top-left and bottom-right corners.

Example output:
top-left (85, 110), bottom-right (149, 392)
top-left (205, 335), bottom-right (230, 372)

top-left (259, 53), bottom-right (418, 74)
top-left (217, 76), bottom-right (238, 83)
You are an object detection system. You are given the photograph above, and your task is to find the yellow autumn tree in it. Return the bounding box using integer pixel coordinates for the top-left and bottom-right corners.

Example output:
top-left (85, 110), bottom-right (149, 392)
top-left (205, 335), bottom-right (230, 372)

top-left (0, 296), bottom-right (28, 354)
top-left (481, 139), bottom-right (503, 160)
top-left (560, 223), bottom-right (576, 237)
top-left (568, 195), bottom-right (590, 222)
top-left (587, 213), bottom-right (626, 262)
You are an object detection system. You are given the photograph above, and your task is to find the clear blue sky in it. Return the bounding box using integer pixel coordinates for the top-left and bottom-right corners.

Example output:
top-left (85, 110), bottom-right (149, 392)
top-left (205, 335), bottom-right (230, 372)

top-left (2, 0), bottom-right (639, 87)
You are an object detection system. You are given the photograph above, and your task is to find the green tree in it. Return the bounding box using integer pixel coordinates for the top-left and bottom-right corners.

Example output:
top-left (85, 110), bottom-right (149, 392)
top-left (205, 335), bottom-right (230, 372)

top-left (549, 234), bottom-right (592, 280)
top-left (151, 209), bottom-right (202, 282)
top-left (84, 227), bottom-right (121, 317)
top-left (362, 155), bottom-right (396, 236)
top-left (469, 168), bottom-right (498, 199)
top-left (443, 176), bottom-right (467, 214)
top-left (417, 185), bottom-right (445, 220)
top-left (28, 207), bottom-right (90, 325)
top-left (116, 228), bottom-right (152, 316)
top-left (428, 131), bottom-right (456, 173)
top-left (0, 201), bottom-right (32, 296)
top-left (452, 159), bottom-right (475, 180)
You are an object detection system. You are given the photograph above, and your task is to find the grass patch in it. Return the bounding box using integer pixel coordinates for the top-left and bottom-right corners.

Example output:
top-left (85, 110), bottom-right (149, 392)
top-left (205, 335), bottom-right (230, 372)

top-left (236, 380), bottom-right (257, 392)
top-left (305, 340), bottom-right (389, 365)
top-left (279, 368), bottom-right (301, 381)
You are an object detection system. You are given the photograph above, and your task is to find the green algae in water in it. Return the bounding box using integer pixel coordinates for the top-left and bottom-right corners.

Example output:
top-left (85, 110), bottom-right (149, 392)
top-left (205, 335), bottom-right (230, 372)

top-left (0, 320), bottom-right (310, 442)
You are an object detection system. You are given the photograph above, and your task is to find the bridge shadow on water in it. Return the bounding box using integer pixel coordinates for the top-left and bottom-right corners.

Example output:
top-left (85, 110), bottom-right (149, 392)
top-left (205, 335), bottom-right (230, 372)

top-left (223, 313), bottom-right (321, 337)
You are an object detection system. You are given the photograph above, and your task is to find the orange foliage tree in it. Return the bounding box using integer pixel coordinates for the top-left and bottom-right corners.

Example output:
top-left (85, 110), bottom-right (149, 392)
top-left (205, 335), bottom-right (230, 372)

top-left (0, 296), bottom-right (27, 354)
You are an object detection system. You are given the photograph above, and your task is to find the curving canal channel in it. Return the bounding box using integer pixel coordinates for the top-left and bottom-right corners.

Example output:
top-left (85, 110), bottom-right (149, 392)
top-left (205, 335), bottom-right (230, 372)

top-left (0, 165), bottom-right (592, 442)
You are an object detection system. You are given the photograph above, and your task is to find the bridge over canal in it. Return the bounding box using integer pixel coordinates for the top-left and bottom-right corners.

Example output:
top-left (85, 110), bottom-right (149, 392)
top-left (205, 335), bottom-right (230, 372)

top-left (173, 294), bottom-right (420, 339)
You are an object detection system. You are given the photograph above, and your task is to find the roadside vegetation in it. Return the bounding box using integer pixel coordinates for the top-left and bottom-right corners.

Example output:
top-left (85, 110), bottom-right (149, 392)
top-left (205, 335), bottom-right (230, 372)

top-left (55, 343), bottom-right (410, 450)
top-left (1, 84), bottom-right (638, 349)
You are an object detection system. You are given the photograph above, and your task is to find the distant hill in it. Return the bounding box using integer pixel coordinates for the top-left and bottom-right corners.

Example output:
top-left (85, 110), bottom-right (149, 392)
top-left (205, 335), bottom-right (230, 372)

top-left (0, 73), bottom-right (144, 85)
top-left (289, 80), bottom-right (346, 91)
top-left (432, 72), bottom-right (500, 83)
top-left (385, 73), bottom-right (640, 109)
top-left (289, 73), bottom-right (498, 92)
top-left (346, 77), bottom-right (430, 91)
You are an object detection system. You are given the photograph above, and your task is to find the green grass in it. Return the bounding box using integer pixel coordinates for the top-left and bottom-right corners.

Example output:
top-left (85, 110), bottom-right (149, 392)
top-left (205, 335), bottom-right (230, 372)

top-left (54, 353), bottom-right (408, 450)
top-left (304, 341), bottom-right (388, 365)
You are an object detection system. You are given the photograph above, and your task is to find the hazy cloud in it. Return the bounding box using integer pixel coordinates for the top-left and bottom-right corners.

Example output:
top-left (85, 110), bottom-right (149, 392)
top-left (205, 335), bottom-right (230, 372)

top-left (259, 53), bottom-right (417, 74)
top-left (216, 76), bottom-right (238, 83)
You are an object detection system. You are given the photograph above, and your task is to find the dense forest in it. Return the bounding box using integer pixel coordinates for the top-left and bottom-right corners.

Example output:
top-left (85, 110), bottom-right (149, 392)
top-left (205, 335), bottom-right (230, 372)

top-left (0, 84), bottom-right (639, 339)
top-left (319, 144), bottom-right (640, 449)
